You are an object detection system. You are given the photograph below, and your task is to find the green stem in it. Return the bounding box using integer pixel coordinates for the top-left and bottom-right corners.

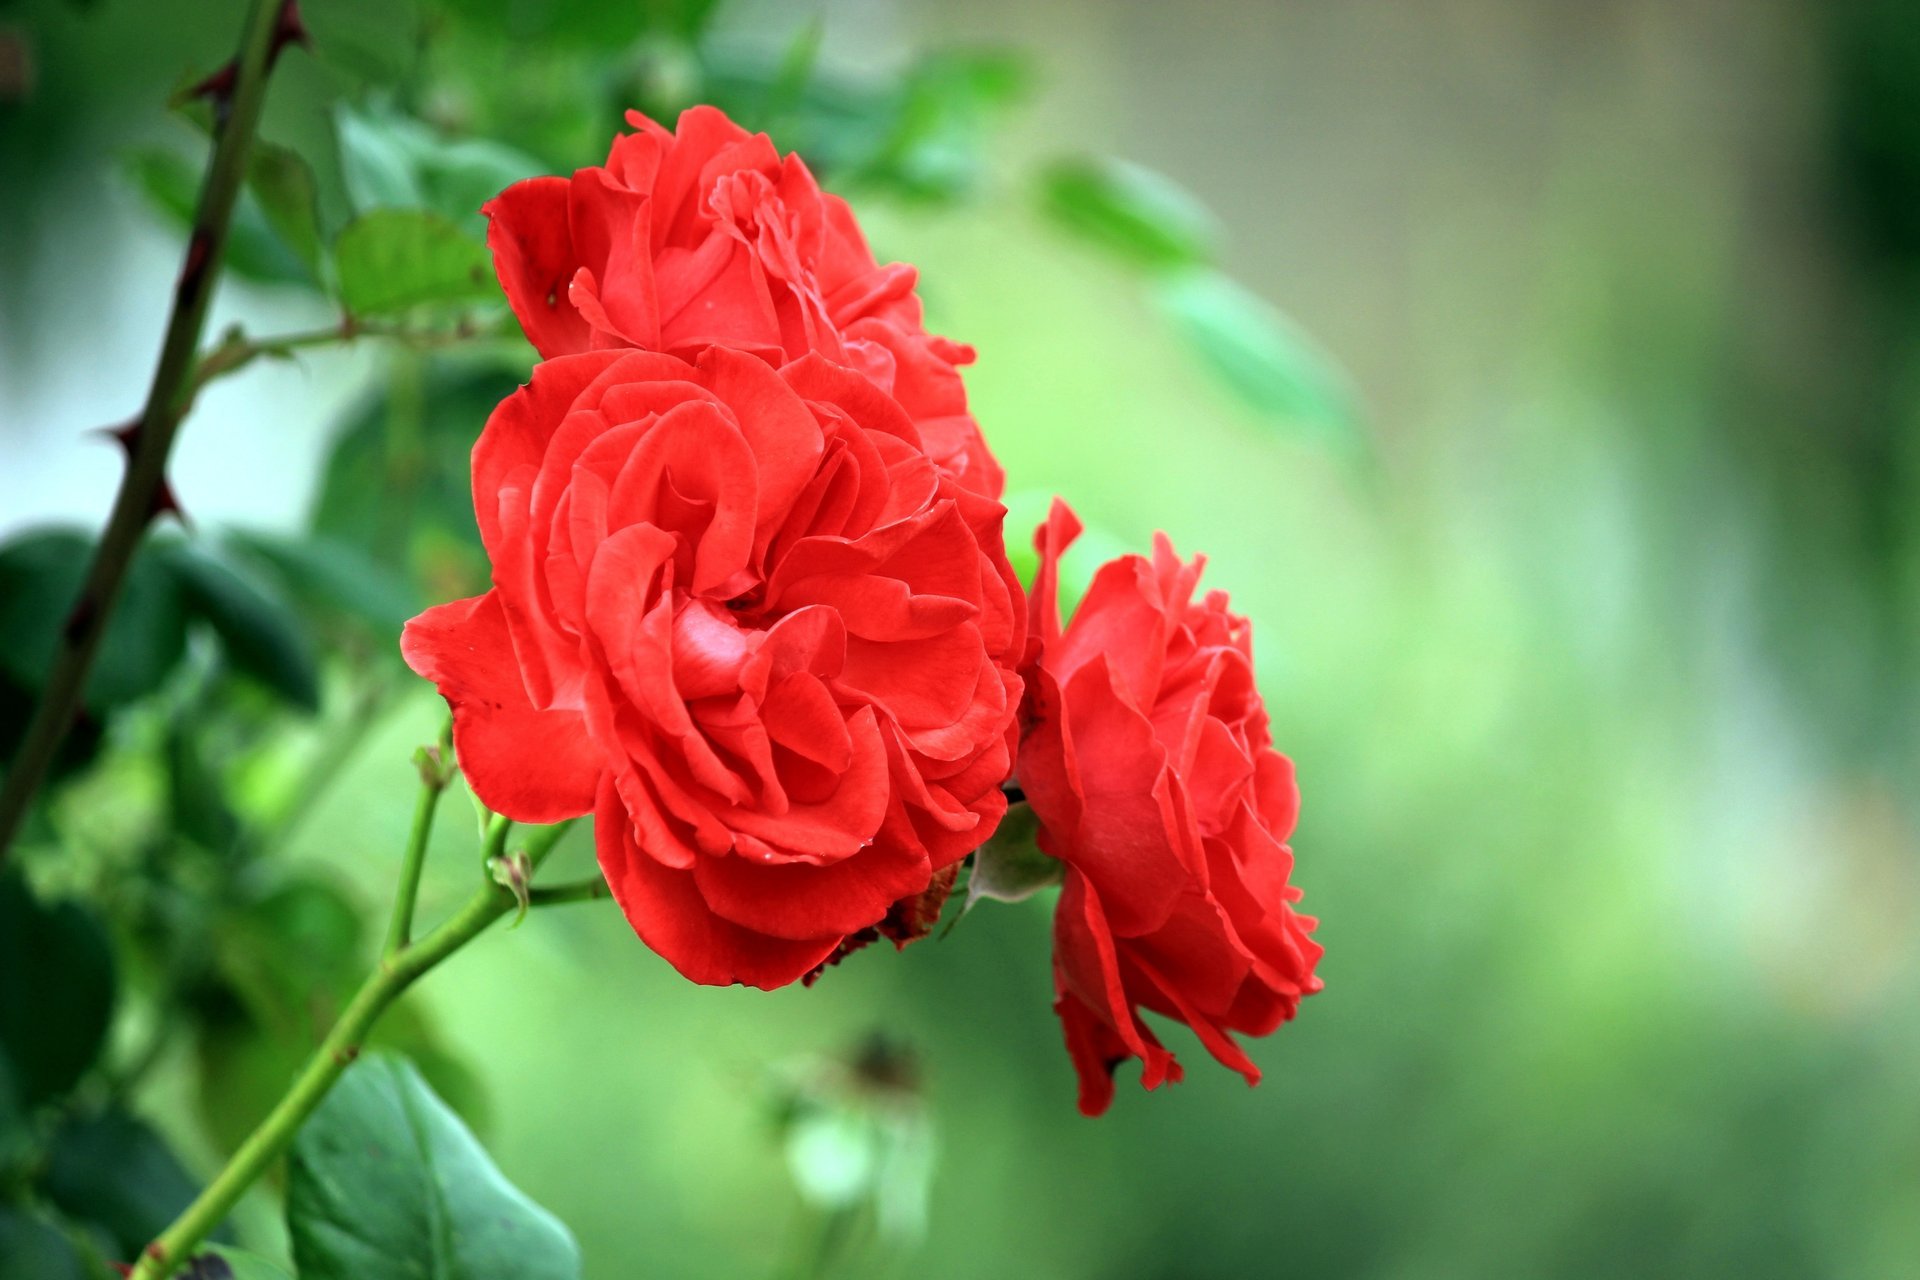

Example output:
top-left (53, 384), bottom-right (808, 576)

top-left (384, 757), bottom-right (448, 959)
top-left (0, 0), bottom-right (285, 866)
top-left (528, 876), bottom-right (610, 907)
top-left (128, 880), bottom-right (515, 1280)
top-left (129, 814), bottom-right (578, 1280)
top-left (188, 311), bottom-right (506, 397)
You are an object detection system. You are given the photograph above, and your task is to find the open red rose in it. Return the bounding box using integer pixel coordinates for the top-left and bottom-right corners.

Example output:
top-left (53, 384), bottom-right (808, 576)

top-left (484, 106), bottom-right (1002, 498)
top-left (1017, 501), bottom-right (1322, 1115)
top-left (402, 346), bottom-right (1023, 988)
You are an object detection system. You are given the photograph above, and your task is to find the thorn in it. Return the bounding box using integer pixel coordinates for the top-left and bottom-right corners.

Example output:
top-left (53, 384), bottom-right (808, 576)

top-left (151, 476), bottom-right (190, 529)
top-left (184, 58), bottom-right (237, 107)
top-left (272, 0), bottom-right (311, 64)
top-left (97, 419), bottom-right (142, 454)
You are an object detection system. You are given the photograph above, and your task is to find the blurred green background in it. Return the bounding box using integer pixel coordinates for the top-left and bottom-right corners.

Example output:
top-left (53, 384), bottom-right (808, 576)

top-left (4, 0), bottom-right (1920, 1276)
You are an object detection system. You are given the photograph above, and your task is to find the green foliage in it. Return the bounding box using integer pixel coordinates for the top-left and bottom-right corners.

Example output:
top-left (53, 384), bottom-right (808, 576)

top-left (0, 871), bottom-right (115, 1112)
top-left (286, 1055), bottom-right (580, 1280)
top-left (335, 103), bottom-right (543, 231)
top-left (1040, 156), bottom-right (1219, 270)
top-left (42, 1108), bottom-right (206, 1260)
top-left (124, 148), bottom-right (317, 287)
top-left (311, 360), bottom-right (522, 599)
top-left (333, 210), bottom-right (496, 317)
top-left (0, 530), bottom-right (187, 712)
top-left (1155, 268), bottom-right (1360, 440)
top-left (158, 542), bottom-right (320, 712)
top-left (245, 142), bottom-right (327, 283)
top-left (0, 1207), bottom-right (96, 1280)
top-left (192, 877), bottom-right (488, 1156)
top-left (221, 530), bottom-right (419, 644)
top-left (195, 1245), bottom-right (294, 1279)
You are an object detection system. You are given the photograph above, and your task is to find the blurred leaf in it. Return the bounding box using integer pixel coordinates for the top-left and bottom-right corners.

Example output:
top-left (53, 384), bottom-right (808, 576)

top-left (762, 18), bottom-right (825, 128)
top-left (166, 723), bottom-right (241, 855)
top-left (310, 362), bottom-right (518, 598)
top-left (220, 530), bottom-right (419, 642)
top-left (0, 869), bottom-right (115, 1110)
top-left (124, 149), bottom-right (315, 287)
top-left (699, 46), bottom-right (1027, 199)
top-left (1039, 156), bottom-right (1219, 271)
top-left (43, 1108), bottom-right (205, 1260)
top-left (0, 670), bottom-right (103, 777)
top-left (194, 1246), bottom-right (293, 1280)
top-left (159, 541), bottom-right (320, 711)
top-left (335, 104), bottom-right (424, 211)
top-left (1153, 268), bottom-right (1360, 440)
top-left (875, 50), bottom-right (1030, 200)
top-left (439, 0), bottom-right (713, 46)
top-left (0, 1207), bottom-right (92, 1280)
top-left (246, 142), bottom-right (326, 282)
top-left (0, 530), bottom-right (188, 711)
top-left (958, 803), bottom-right (1058, 922)
top-left (287, 1054), bottom-right (581, 1280)
top-left (334, 210), bottom-right (496, 316)
top-left (335, 103), bottom-right (543, 229)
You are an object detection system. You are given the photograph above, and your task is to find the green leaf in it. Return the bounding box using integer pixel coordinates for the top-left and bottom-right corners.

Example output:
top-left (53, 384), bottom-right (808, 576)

top-left (335, 105), bottom-right (426, 212)
top-left (247, 141), bottom-right (327, 282)
top-left (959, 803), bottom-right (1059, 919)
top-left (334, 210), bottom-right (496, 317)
top-left (159, 541), bottom-right (320, 711)
top-left (0, 530), bottom-right (189, 711)
top-left (220, 530), bottom-right (419, 641)
top-left (1153, 268), bottom-right (1361, 441)
top-left (309, 362), bottom-right (521, 599)
top-left (0, 1207), bottom-right (93, 1280)
top-left (335, 103), bottom-right (543, 229)
top-left (125, 148), bottom-right (315, 287)
top-left (0, 870), bottom-right (116, 1110)
top-left (166, 723), bottom-right (242, 855)
top-left (42, 1108), bottom-right (206, 1260)
top-left (194, 1245), bottom-right (294, 1280)
top-left (287, 1054), bottom-right (581, 1280)
top-left (1039, 156), bottom-right (1219, 271)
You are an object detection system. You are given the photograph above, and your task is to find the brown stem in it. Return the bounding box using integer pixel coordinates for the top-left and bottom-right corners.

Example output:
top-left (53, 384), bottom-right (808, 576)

top-left (0, 0), bottom-right (293, 863)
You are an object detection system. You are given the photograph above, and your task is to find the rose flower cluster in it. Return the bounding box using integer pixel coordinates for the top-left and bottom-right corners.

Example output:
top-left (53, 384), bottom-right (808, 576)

top-left (404, 107), bottom-right (1321, 1114)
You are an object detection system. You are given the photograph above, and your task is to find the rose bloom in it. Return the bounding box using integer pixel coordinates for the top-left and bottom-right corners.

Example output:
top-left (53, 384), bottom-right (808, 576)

top-left (1017, 501), bottom-right (1322, 1115)
top-left (403, 347), bottom-right (1023, 988)
top-left (484, 105), bottom-right (1001, 498)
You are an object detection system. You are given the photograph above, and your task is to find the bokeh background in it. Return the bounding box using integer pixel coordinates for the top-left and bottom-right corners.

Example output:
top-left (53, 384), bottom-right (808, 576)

top-left (5, 0), bottom-right (1920, 1276)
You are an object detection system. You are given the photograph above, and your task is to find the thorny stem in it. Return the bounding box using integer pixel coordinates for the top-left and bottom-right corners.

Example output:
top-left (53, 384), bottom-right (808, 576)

top-left (0, 0), bottom-right (290, 865)
top-left (128, 812), bottom-right (579, 1280)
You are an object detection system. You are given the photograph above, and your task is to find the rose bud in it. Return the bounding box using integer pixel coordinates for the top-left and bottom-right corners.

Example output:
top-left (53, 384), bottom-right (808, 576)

top-left (1016, 500), bottom-right (1323, 1115)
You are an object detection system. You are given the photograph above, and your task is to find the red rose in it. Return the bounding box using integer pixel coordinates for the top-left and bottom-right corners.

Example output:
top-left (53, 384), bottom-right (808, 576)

top-left (402, 346), bottom-right (1023, 988)
top-left (1017, 501), bottom-right (1322, 1115)
top-left (484, 106), bottom-right (1002, 498)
